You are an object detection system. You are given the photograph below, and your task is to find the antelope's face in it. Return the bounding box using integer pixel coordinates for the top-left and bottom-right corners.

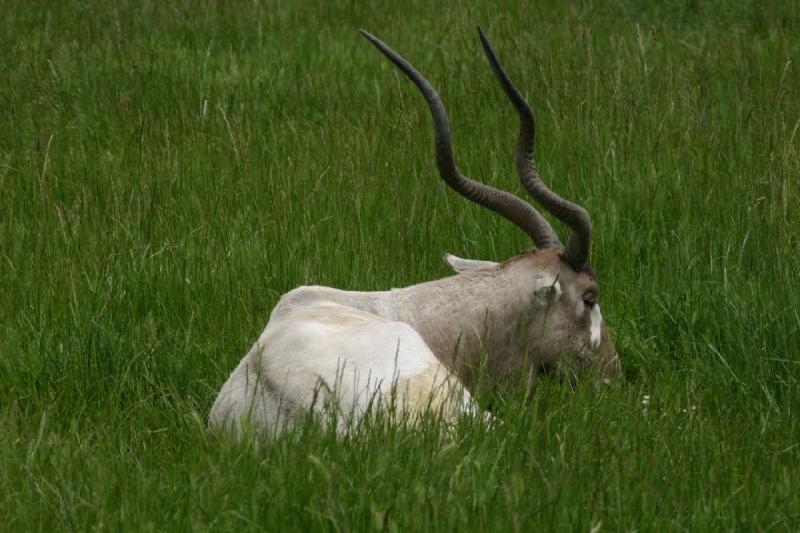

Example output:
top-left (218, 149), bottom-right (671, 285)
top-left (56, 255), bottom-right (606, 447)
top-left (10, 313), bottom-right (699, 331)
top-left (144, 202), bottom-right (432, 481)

top-left (447, 250), bottom-right (621, 383)
top-left (522, 251), bottom-right (620, 382)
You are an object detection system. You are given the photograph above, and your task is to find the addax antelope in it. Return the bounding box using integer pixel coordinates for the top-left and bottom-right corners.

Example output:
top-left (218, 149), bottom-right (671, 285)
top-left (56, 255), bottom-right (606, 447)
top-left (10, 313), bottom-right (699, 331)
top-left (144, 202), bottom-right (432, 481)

top-left (209, 28), bottom-right (621, 438)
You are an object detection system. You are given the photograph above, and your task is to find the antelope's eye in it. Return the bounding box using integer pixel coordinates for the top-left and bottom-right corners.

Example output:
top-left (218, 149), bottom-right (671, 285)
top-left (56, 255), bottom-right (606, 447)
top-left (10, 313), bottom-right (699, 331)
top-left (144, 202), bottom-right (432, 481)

top-left (583, 292), bottom-right (597, 308)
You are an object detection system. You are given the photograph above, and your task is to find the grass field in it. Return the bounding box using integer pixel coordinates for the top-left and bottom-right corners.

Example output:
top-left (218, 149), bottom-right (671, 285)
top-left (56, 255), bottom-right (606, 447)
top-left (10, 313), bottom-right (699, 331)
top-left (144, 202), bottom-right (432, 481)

top-left (2, 0), bottom-right (799, 530)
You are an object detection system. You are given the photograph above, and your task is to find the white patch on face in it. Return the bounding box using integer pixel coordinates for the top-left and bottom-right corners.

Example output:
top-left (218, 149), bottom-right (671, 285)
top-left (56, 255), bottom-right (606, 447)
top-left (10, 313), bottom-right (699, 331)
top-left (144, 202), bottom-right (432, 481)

top-left (589, 304), bottom-right (603, 350)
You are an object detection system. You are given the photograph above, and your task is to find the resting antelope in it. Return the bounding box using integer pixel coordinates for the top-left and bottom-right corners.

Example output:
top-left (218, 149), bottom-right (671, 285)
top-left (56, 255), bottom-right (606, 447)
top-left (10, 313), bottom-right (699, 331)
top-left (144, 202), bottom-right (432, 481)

top-left (209, 28), bottom-right (621, 438)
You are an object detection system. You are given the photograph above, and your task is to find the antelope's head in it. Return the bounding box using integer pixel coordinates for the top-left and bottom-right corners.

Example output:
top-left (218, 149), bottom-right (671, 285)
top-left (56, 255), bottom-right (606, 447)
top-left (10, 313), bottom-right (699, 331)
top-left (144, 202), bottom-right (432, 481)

top-left (361, 29), bottom-right (621, 382)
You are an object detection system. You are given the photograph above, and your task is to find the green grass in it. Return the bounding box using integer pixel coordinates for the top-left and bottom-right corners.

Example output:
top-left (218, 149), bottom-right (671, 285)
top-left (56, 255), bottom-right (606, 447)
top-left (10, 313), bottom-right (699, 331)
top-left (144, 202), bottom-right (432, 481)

top-left (2, 0), bottom-right (799, 529)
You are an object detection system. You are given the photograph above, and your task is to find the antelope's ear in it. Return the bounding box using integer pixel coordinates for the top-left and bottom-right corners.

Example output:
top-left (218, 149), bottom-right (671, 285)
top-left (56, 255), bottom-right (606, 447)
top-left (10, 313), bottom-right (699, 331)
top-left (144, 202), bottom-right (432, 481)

top-left (534, 278), bottom-right (562, 305)
top-left (443, 253), bottom-right (499, 273)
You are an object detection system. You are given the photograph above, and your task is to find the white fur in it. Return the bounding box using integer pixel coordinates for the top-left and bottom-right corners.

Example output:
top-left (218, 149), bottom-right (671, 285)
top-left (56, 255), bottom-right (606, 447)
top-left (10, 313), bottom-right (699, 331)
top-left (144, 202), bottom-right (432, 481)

top-left (589, 305), bottom-right (603, 351)
top-left (209, 302), bottom-right (476, 438)
top-left (575, 300), bottom-right (603, 351)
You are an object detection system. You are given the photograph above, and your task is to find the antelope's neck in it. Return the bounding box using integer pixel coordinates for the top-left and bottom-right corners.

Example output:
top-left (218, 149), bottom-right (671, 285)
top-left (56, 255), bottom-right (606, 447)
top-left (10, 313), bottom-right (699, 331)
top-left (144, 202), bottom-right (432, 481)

top-left (388, 265), bottom-right (540, 383)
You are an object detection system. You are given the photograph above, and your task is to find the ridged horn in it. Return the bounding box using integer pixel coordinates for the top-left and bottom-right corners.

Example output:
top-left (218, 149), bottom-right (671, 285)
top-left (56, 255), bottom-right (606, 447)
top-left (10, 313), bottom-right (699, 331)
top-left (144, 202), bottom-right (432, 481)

top-left (478, 27), bottom-right (593, 270)
top-left (360, 29), bottom-right (560, 251)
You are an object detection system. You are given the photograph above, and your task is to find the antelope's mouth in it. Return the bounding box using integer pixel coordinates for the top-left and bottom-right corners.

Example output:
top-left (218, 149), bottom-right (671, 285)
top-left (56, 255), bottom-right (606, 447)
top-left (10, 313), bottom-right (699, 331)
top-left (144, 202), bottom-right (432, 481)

top-left (535, 362), bottom-right (578, 388)
top-left (537, 362), bottom-right (556, 378)
top-left (537, 355), bottom-right (606, 388)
